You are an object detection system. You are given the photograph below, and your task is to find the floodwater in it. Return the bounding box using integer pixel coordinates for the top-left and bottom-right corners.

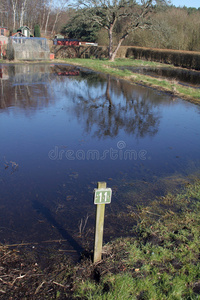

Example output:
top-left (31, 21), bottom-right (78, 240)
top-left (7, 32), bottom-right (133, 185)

top-left (0, 64), bottom-right (200, 254)
top-left (117, 66), bottom-right (200, 88)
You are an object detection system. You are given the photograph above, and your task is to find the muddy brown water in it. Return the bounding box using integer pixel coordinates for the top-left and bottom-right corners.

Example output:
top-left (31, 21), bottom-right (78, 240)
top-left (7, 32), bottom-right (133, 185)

top-left (0, 63), bottom-right (200, 255)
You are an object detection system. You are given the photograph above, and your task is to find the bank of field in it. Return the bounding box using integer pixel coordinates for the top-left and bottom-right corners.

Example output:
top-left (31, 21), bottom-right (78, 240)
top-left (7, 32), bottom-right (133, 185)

top-left (1, 180), bottom-right (200, 299)
top-left (73, 180), bottom-right (200, 300)
top-left (60, 58), bottom-right (200, 104)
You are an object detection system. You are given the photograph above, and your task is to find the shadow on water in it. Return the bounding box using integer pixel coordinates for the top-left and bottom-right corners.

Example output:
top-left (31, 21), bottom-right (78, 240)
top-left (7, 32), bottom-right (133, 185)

top-left (32, 199), bottom-right (84, 255)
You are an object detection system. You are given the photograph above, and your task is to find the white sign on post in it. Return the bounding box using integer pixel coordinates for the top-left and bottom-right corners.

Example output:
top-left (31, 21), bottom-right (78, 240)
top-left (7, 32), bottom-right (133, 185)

top-left (94, 188), bottom-right (112, 204)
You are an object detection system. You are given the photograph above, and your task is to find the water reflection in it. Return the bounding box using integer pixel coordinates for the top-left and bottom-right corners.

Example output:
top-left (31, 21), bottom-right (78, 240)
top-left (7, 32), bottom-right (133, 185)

top-left (0, 64), bottom-right (82, 111)
top-left (70, 75), bottom-right (160, 138)
top-left (53, 65), bottom-right (80, 76)
top-left (0, 64), bottom-right (52, 110)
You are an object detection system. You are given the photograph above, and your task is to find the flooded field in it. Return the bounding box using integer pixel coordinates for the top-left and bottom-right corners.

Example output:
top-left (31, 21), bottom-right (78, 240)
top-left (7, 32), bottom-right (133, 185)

top-left (0, 63), bottom-right (200, 254)
top-left (116, 66), bottom-right (200, 88)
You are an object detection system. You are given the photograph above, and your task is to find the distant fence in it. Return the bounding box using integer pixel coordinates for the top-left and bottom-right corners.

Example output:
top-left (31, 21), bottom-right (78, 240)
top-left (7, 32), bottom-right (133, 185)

top-left (51, 44), bottom-right (200, 70)
top-left (7, 37), bottom-right (50, 61)
top-left (51, 45), bottom-right (108, 59)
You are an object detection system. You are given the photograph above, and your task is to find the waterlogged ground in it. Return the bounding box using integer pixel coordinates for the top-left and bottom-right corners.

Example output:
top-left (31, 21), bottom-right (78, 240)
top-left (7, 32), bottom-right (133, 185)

top-left (116, 65), bottom-right (200, 88)
top-left (0, 63), bottom-right (200, 254)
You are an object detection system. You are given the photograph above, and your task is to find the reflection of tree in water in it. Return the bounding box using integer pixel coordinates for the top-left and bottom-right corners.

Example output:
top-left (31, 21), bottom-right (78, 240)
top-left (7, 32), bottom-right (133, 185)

top-left (72, 75), bottom-right (160, 138)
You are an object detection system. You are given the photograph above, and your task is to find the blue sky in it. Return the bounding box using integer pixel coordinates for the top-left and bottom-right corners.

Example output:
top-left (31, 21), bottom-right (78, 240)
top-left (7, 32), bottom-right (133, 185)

top-left (68, 0), bottom-right (199, 8)
top-left (171, 0), bottom-right (199, 8)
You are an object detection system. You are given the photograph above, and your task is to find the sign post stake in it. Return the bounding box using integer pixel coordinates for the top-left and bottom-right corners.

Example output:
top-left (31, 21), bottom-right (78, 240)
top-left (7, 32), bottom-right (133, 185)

top-left (93, 182), bottom-right (112, 263)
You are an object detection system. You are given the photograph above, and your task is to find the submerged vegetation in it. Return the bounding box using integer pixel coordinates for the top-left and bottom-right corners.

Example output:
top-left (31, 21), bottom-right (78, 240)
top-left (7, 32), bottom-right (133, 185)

top-left (61, 58), bottom-right (200, 104)
top-left (1, 180), bottom-right (200, 299)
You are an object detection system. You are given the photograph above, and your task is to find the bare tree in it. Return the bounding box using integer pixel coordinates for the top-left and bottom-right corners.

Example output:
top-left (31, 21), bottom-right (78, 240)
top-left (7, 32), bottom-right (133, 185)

top-left (77, 0), bottom-right (168, 61)
top-left (3, 0), bottom-right (67, 32)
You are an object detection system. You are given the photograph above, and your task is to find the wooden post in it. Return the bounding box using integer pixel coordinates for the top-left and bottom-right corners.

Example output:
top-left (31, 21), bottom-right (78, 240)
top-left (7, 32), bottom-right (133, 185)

top-left (93, 182), bottom-right (106, 263)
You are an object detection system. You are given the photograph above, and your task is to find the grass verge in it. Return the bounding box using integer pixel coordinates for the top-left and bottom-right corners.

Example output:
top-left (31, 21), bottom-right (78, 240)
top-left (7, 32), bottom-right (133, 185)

top-left (73, 180), bottom-right (200, 299)
top-left (60, 58), bottom-right (200, 104)
top-left (1, 180), bottom-right (200, 299)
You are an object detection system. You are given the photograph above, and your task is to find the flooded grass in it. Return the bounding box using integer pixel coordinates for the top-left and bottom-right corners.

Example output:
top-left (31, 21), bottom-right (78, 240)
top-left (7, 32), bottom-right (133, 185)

top-left (1, 180), bottom-right (200, 299)
top-left (61, 58), bottom-right (200, 103)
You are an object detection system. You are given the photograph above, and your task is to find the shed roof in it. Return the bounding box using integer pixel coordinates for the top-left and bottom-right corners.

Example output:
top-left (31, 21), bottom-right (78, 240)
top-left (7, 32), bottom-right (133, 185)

top-left (18, 25), bottom-right (31, 30)
top-left (12, 32), bottom-right (26, 37)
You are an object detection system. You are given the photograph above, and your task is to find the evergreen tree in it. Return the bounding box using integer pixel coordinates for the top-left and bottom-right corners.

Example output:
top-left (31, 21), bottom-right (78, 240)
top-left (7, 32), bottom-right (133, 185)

top-left (34, 24), bottom-right (41, 37)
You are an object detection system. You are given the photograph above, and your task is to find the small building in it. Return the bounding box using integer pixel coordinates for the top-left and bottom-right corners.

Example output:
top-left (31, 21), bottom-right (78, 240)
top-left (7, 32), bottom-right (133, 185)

top-left (17, 26), bottom-right (33, 37)
top-left (12, 32), bottom-right (26, 38)
top-left (0, 27), bottom-right (9, 37)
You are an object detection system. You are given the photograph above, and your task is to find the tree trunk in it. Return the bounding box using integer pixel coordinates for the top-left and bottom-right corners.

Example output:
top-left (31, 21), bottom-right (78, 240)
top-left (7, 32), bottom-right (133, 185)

top-left (44, 0), bottom-right (52, 36)
top-left (109, 39), bottom-right (124, 61)
top-left (13, 9), bottom-right (16, 29)
top-left (41, 7), bottom-right (46, 30)
top-left (109, 33), bottom-right (128, 61)
top-left (51, 10), bottom-right (60, 35)
top-left (108, 28), bottom-right (113, 60)
top-left (11, 0), bottom-right (18, 30)
top-left (19, 0), bottom-right (27, 27)
top-left (44, 11), bottom-right (50, 35)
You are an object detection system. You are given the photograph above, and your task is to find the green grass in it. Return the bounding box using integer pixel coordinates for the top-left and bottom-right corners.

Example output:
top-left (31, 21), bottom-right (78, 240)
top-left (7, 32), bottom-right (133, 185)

top-left (62, 57), bottom-right (164, 73)
top-left (74, 180), bottom-right (200, 299)
top-left (60, 58), bottom-right (200, 103)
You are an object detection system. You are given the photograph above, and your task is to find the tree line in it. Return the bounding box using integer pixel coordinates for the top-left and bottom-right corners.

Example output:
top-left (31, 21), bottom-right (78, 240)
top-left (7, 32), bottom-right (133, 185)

top-left (62, 3), bottom-right (200, 56)
top-left (0, 0), bottom-right (70, 35)
top-left (0, 0), bottom-right (200, 57)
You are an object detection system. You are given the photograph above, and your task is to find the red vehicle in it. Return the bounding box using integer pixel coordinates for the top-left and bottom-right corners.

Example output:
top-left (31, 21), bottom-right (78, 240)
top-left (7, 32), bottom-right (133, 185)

top-left (54, 39), bottom-right (79, 46)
